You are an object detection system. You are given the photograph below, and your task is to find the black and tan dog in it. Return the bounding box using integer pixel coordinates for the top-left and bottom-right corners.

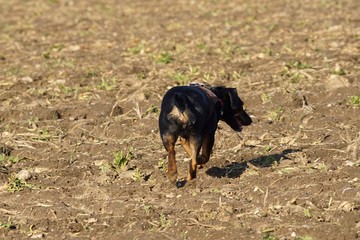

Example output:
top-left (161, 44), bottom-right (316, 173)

top-left (159, 84), bottom-right (252, 184)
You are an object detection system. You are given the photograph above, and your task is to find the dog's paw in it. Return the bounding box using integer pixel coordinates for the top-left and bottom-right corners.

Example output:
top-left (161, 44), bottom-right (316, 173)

top-left (176, 179), bottom-right (186, 188)
top-left (198, 164), bottom-right (205, 169)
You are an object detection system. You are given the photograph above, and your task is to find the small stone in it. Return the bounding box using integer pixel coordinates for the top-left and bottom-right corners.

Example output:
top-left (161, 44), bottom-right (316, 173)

top-left (338, 201), bottom-right (354, 212)
top-left (30, 233), bottom-right (45, 239)
top-left (166, 193), bottom-right (175, 198)
top-left (344, 161), bottom-right (354, 166)
top-left (355, 222), bottom-right (360, 228)
top-left (55, 79), bottom-right (66, 84)
top-left (68, 45), bottom-right (81, 51)
top-left (20, 76), bottom-right (33, 83)
top-left (16, 169), bottom-right (32, 181)
top-left (325, 75), bottom-right (350, 91)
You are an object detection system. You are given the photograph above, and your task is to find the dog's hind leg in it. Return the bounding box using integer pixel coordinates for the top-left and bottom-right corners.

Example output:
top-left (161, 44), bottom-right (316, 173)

top-left (161, 134), bottom-right (178, 184)
top-left (187, 135), bottom-right (201, 181)
top-left (198, 132), bottom-right (214, 168)
top-left (180, 137), bottom-right (192, 157)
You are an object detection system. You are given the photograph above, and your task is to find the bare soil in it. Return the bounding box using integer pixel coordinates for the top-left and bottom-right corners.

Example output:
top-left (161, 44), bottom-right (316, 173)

top-left (0, 0), bottom-right (359, 239)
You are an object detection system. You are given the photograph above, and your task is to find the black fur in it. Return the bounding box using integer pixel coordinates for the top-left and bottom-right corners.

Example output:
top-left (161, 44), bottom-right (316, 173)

top-left (159, 85), bottom-right (252, 184)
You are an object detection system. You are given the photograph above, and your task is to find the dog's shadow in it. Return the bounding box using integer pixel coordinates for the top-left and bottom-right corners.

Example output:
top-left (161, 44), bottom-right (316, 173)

top-left (206, 149), bottom-right (301, 178)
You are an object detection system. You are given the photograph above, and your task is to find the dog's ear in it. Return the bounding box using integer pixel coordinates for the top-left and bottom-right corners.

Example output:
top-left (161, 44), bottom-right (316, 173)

top-left (214, 100), bottom-right (223, 117)
top-left (227, 88), bottom-right (243, 110)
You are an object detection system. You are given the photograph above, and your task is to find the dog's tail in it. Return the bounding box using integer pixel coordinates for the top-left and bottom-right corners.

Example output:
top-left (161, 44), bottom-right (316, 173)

top-left (174, 93), bottom-right (188, 113)
top-left (170, 93), bottom-right (196, 128)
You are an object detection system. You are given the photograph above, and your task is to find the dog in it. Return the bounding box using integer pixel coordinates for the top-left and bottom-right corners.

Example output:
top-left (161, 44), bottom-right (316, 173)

top-left (159, 84), bottom-right (252, 184)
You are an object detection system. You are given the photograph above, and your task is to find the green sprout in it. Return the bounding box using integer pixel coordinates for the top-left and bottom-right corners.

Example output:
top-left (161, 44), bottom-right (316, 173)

top-left (7, 174), bottom-right (34, 193)
top-left (112, 147), bottom-right (135, 171)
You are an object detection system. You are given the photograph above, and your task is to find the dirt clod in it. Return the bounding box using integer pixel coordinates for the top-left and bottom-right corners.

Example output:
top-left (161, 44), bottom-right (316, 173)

top-left (16, 170), bottom-right (32, 181)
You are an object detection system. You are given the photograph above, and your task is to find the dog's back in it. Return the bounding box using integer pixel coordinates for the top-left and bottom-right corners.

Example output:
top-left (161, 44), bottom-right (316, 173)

top-left (159, 86), bottom-right (219, 138)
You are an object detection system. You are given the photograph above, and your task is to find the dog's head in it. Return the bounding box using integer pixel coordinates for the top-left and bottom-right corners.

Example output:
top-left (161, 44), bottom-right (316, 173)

top-left (211, 87), bottom-right (252, 131)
